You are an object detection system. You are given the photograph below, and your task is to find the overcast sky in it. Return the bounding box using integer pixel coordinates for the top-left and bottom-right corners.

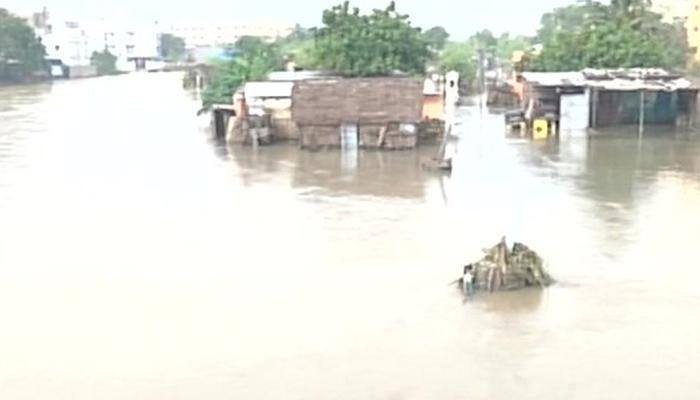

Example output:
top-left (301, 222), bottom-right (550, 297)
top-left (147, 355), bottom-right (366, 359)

top-left (3, 0), bottom-right (575, 38)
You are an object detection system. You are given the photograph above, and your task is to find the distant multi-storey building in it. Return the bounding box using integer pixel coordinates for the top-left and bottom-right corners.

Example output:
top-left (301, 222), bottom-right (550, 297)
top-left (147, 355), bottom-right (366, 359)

top-left (31, 9), bottom-right (91, 68)
top-left (685, 0), bottom-right (700, 61)
top-left (652, 0), bottom-right (690, 23)
top-left (166, 24), bottom-right (294, 48)
top-left (651, 0), bottom-right (700, 62)
top-left (29, 8), bottom-right (163, 77)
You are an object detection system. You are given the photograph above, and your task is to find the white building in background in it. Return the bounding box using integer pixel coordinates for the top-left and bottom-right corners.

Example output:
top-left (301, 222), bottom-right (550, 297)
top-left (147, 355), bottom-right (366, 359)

top-left (651, 0), bottom-right (690, 23)
top-left (100, 24), bottom-right (163, 73)
top-left (29, 8), bottom-right (164, 77)
top-left (166, 24), bottom-right (293, 48)
top-left (30, 8), bottom-right (94, 77)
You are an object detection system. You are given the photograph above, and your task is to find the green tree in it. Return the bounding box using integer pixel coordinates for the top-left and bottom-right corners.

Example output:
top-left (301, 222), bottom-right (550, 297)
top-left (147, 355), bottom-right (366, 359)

top-left (439, 41), bottom-right (477, 84)
top-left (494, 33), bottom-right (532, 67)
top-left (0, 8), bottom-right (46, 81)
top-left (531, 0), bottom-right (687, 71)
top-left (160, 33), bottom-right (186, 62)
top-left (201, 36), bottom-right (282, 109)
top-left (90, 50), bottom-right (117, 75)
top-left (471, 29), bottom-right (498, 50)
top-left (423, 26), bottom-right (449, 52)
top-left (277, 25), bottom-right (318, 69)
top-left (312, 1), bottom-right (429, 76)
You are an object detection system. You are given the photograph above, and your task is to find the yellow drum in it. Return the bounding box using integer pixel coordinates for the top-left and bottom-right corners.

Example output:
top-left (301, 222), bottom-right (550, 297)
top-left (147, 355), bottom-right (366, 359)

top-left (532, 119), bottom-right (549, 140)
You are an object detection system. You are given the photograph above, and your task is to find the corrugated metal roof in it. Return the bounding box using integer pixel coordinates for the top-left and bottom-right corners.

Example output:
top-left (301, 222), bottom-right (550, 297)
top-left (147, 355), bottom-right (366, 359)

top-left (521, 69), bottom-right (697, 91)
top-left (520, 72), bottom-right (586, 87)
top-left (266, 70), bottom-right (338, 81)
top-left (244, 81), bottom-right (294, 99)
top-left (586, 77), bottom-right (694, 91)
top-left (582, 68), bottom-right (680, 80)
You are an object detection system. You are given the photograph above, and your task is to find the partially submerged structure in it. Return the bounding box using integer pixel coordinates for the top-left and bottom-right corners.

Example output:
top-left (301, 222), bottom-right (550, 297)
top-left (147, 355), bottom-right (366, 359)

top-left (510, 68), bottom-right (699, 138)
top-left (215, 73), bottom-right (447, 149)
top-left (292, 77), bottom-right (425, 150)
top-left (243, 81), bottom-right (297, 140)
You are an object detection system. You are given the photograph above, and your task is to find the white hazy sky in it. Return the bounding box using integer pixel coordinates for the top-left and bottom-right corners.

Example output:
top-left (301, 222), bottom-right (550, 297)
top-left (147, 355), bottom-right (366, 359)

top-left (2, 0), bottom-right (576, 38)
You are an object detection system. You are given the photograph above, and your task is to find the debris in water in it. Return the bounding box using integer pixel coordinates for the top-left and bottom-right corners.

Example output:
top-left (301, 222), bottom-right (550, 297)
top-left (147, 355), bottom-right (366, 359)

top-left (421, 157), bottom-right (452, 172)
top-left (459, 237), bottom-right (554, 294)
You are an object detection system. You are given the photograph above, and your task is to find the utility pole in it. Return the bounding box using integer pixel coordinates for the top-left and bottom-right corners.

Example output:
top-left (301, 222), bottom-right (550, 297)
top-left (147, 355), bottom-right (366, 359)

top-left (477, 48), bottom-right (486, 113)
top-left (638, 89), bottom-right (645, 138)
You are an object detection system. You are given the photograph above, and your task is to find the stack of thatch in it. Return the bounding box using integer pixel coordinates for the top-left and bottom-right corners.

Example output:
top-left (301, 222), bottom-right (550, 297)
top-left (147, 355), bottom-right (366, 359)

top-left (463, 238), bottom-right (554, 292)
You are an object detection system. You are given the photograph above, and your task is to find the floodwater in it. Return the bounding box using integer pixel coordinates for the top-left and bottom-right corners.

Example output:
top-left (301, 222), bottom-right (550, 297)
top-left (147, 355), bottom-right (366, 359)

top-left (1, 73), bottom-right (700, 399)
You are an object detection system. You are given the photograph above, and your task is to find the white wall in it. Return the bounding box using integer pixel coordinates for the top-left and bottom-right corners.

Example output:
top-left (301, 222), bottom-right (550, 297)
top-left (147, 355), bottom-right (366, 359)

top-left (559, 90), bottom-right (590, 137)
top-left (38, 21), bottom-right (92, 67)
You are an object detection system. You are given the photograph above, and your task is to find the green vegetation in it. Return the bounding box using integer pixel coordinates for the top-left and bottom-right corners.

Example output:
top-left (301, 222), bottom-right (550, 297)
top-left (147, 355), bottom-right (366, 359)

top-left (200, 0), bottom-right (692, 108)
top-left (278, 25), bottom-right (316, 69)
top-left (0, 8), bottom-right (46, 82)
top-left (201, 37), bottom-right (282, 109)
top-left (90, 50), bottom-right (118, 75)
top-left (437, 30), bottom-right (532, 87)
top-left (439, 42), bottom-right (477, 84)
top-left (201, 1), bottom-right (430, 108)
top-left (530, 0), bottom-right (687, 71)
top-left (423, 26), bottom-right (449, 52)
top-left (160, 33), bottom-right (186, 62)
top-left (311, 1), bottom-right (429, 76)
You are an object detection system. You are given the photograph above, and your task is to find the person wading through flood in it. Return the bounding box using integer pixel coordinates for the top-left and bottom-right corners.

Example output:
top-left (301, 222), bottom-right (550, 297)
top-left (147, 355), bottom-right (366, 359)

top-left (462, 264), bottom-right (474, 296)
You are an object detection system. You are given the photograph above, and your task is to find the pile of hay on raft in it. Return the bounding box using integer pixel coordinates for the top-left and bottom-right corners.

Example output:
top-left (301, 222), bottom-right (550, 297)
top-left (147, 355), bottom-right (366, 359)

top-left (463, 238), bottom-right (554, 292)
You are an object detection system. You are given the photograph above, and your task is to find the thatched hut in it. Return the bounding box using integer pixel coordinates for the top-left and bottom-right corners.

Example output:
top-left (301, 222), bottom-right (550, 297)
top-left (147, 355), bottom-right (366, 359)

top-left (291, 77), bottom-right (424, 150)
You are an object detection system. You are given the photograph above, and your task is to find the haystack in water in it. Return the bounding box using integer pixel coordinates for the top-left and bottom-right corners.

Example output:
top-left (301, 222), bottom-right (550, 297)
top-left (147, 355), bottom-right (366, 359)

top-left (463, 238), bottom-right (554, 292)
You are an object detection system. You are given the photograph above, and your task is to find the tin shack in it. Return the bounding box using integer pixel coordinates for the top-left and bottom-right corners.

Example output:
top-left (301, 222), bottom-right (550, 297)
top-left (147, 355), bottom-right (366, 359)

top-left (516, 69), bottom-right (699, 138)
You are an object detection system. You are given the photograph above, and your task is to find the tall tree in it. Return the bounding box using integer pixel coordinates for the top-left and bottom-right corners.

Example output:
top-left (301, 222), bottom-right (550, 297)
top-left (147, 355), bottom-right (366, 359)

top-left (423, 26), bottom-right (449, 52)
top-left (90, 50), bottom-right (117, 75)
top-left (201, 36), bottom-right (282, 109)
top-left (531, 0), bottom-right (687, 71)
top-left (312, 1), bottom-right (429, 76)
top-left (0, 8), bottom-right (46, 81)
top-left (160, 33), bottom-right (186, 62)
top-left (472, 29), bottom-right (498, 50)
top-left (439, 42), bottom-right (477, 84)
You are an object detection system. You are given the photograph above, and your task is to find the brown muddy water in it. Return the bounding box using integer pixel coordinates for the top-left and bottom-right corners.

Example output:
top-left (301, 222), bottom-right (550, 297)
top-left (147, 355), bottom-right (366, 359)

top-left (1, 73), bottom-right (700, 399)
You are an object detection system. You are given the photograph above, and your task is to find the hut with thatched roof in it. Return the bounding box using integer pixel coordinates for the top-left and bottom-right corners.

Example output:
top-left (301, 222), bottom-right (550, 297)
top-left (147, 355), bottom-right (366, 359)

top-left (291, 77), bottom-right (424, 150)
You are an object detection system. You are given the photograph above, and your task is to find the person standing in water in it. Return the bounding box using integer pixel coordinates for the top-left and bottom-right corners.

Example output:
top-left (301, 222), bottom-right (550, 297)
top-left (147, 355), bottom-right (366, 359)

top-left (463, 265), bottom-right (474, 296)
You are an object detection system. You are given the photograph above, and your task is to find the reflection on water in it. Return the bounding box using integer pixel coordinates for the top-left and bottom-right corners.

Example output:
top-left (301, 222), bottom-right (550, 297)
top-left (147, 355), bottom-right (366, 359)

top-left (1, 74), bottom-right (700, 400)
top-left (227, 144), bottom-right (443, 199)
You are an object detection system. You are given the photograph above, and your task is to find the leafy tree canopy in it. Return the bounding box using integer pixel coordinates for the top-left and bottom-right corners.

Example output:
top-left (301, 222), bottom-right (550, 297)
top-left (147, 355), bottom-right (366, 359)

top-left (0, 8), bottom-right (46, 81)
top-left (439, 41), bottom-right (477, 84)
top-left (90, 50), bottom-right (117, 75)
top-left (160, 33), bottom-right (186, 62)
top-left (530, 0), bottom-right (687, 71)
top-left (437, 31), bottom-right (532, 86)
top-left (311, 1), bottom-right (430, 76)
top-left (201, 36), bottom-right (283, 109)
top-left (423, 26), bottom-right (449, 52)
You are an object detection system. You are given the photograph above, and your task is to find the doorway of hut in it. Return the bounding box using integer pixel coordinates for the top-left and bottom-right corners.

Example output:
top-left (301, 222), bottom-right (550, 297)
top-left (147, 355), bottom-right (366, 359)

top-left (213, 109), bottom-right (232, 140)
top-left (340, 123), bottom-right (359, 171)
top-left (340, 123), bottom-right (359, 150)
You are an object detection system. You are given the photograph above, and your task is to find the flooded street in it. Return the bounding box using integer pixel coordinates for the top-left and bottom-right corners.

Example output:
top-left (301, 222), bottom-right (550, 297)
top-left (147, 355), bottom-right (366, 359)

top-left (2, 73), bottom-right (700, 399)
